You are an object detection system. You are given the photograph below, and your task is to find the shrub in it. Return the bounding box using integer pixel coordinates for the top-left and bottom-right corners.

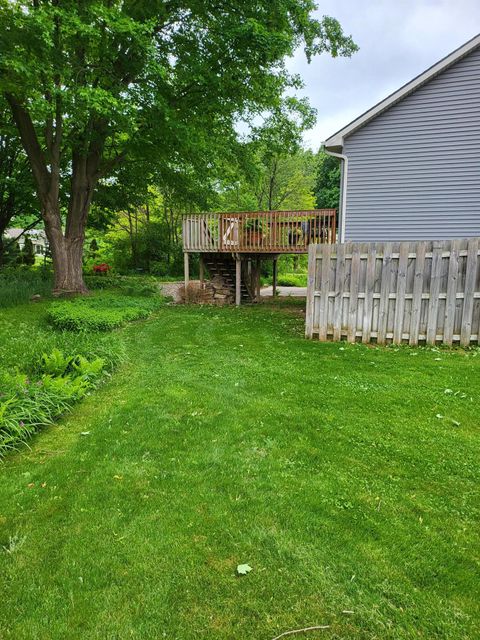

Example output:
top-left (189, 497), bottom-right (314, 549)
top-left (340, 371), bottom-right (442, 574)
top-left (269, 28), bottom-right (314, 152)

top-left (22, 237), bottom-right (36, 266)
top-left (47, 294), bottom-right (163, 331)
top-left (276, 273), bottom-right (308, 287)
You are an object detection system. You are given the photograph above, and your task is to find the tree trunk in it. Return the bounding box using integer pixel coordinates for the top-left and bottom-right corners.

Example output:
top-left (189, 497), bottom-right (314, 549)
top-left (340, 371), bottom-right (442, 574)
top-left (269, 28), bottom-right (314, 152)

top-left (49, 234), bottom-right (87, 295)
top-left (5, 94), bottom-right (103, 297)
top-left (43, 199), bottom-right (88, 295)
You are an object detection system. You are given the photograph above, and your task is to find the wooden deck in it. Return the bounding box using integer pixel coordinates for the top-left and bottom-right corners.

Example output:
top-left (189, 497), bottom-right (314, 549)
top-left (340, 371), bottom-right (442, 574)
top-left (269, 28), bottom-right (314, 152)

top-left (182, 209), bottom-right (337, 254)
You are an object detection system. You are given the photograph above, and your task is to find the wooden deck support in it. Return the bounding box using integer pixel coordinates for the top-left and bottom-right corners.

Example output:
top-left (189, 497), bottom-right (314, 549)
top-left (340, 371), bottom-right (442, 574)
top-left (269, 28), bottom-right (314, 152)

top-left (235, 257), bottom-right (242, 306)
top-left (199, 255), bottom-right (205, 288)
top-left (255, 257), bottom-right (261, 302)
top-left (272, 257), bottom-right (278, 297)
top-left (184, 252), bottom-right (190, 289)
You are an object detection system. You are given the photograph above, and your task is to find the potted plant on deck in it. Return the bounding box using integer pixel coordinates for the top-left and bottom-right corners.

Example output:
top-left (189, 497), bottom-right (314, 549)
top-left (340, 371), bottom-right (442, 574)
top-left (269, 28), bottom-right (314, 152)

top-left (243, 218), bottom-right (264, 246)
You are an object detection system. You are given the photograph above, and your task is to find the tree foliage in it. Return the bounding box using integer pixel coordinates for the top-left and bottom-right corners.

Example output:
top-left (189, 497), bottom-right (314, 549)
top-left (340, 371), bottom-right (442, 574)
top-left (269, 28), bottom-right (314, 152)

top-left (0, 98), bottom-right (37, 262)
top-left (314, 150), bottom-right (341, 209)
top-left (0, 1), bottom-right (356, 292)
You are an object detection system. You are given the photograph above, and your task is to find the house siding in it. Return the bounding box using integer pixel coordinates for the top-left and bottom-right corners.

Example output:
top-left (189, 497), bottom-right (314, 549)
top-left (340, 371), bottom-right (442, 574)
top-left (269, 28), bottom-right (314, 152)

top-left (343, 45), bottom-right (480, 241)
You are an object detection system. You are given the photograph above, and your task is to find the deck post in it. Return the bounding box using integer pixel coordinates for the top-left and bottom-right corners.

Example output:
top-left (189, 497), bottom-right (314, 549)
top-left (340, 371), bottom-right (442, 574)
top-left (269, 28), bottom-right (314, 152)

top-left (235, 256), bottom-right (242, 306)
top-left (184, 252), bottom-right (190, 290)
top-left (256, 257), bottom-right (261, 301)
top-left (199, 255), bottom-right (205, 289)
top-left (272, 257), bottom-right (278, 297)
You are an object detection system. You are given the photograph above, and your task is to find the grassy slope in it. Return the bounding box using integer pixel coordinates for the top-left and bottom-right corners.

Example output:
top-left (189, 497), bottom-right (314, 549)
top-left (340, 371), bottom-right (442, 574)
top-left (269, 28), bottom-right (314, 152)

top-left (0, 302), bottom-right (479, 639)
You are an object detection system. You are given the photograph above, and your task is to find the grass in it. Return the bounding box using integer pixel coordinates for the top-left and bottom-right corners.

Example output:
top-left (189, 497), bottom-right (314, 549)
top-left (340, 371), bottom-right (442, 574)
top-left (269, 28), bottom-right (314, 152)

top-left (0, 267), bottom-right (53, 308)
top-left (0, 301), bottom-right (479, 638)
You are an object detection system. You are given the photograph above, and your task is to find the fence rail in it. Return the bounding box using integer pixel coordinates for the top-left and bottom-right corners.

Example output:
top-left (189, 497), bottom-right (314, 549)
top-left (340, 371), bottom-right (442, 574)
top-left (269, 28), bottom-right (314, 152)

top-left (182, 209), bottom-right (337, 253)
top-left (306, 238), bottom-right (480, 346)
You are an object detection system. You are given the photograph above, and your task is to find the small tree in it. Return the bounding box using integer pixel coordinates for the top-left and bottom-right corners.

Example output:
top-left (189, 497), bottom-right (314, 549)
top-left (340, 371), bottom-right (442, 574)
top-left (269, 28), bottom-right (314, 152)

top-left (88, 238), bottom-right (99, 261)
top-left (3, 239), bottom-right (21, 266)
top-left (22, 236), bottom-right (36, 266)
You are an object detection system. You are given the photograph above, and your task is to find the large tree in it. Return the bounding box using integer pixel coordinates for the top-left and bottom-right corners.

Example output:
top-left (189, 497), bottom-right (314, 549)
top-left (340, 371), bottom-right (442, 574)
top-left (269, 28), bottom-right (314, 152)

top-left (0, 1), bottom-right (356, 294)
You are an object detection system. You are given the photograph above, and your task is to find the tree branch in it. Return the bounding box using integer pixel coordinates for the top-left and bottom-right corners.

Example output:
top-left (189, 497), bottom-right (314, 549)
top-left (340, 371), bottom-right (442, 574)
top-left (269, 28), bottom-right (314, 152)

top-left (4, 93), bottom-right (51, 201)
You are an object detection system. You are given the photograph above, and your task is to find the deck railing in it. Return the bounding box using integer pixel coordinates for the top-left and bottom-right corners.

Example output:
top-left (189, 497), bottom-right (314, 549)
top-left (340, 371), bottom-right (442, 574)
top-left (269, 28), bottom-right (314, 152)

top-left (182, 209), bottom-right (337, 253)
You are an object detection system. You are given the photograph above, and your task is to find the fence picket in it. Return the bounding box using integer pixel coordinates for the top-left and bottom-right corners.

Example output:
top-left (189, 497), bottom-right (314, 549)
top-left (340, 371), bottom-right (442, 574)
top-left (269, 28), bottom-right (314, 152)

top-left (362, 244), bottom-right (377, 343)
top-left (443, 239), bottom-right (460, 346)
top-left (460, 238), bottom-right (478, 346)
top-left (377, 243), bottom-right (392, 345)
top-left (332, 243), bottom-right (346, 341)
top-left (305, 243), bottom-right (317, 338)
top-left (393, 242), bottom-right (409, 344)
top-left (426, 241), bottom-right (444, 345)
top-left (347, 244), bottom-right (361, 343)
top-left (408, 242), bottom-right (426, 346)
top-left (318, 244), bottom-right (332, 341)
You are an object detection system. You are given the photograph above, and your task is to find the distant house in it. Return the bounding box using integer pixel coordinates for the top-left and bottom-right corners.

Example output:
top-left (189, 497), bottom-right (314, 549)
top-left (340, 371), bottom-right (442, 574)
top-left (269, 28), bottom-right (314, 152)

top-left (4, 228), bottom-right (48, 255)
top-left (324, 33), bottom-right (480, 242)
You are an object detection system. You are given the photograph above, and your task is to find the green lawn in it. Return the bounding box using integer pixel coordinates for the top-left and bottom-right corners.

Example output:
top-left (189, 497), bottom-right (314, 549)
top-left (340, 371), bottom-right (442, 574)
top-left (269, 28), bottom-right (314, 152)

top-left (0, 300), bottom-right (479, 639)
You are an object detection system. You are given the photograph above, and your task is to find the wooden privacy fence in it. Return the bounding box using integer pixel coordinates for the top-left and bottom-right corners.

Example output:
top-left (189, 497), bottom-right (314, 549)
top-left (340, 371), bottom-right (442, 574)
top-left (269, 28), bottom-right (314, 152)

top-left (305, 238), bottom-right (480, 346)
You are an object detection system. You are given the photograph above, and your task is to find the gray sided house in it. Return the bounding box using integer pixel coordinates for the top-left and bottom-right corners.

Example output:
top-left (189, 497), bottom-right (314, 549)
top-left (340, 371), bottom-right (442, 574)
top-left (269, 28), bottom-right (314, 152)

top-left (4, 228), bottom-right (48, 255)
top-left (324, 33), bottom-right (480, 242)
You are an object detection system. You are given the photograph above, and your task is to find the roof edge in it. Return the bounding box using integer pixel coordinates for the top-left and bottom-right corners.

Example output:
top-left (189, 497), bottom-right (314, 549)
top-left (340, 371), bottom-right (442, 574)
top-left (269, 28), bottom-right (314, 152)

top-left (324, 32), bottom-right (480, 150)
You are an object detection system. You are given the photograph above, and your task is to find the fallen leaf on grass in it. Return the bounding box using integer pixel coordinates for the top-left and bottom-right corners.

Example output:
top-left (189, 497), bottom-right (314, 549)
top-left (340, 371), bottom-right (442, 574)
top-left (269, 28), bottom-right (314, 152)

top-left (236, 563), bottom-right (252, 575)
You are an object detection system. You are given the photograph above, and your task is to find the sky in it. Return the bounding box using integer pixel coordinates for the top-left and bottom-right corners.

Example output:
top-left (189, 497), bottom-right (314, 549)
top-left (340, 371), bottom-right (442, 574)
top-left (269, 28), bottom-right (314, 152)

top-left (287, 0), bottom-right (480, 150)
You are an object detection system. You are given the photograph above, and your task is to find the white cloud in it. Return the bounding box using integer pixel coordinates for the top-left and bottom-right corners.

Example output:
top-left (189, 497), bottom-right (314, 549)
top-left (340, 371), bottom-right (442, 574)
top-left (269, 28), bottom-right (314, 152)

top-left (287, 0), bottom-right (480, 149)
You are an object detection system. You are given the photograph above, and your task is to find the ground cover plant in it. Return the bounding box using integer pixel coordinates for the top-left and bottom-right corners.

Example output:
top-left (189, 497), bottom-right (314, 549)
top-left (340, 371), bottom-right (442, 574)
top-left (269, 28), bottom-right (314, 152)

top-left (47, 293), bottom-right (164, 332)
top-left (0, 301), bottom-right (479, 639)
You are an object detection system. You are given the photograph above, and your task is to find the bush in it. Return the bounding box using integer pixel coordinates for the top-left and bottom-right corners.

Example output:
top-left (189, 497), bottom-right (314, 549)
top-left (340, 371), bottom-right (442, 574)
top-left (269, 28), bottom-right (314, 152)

top-left (276, 273), bottom-right (308, 287)
top-left (47, 294), bottom-right (163, 331)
